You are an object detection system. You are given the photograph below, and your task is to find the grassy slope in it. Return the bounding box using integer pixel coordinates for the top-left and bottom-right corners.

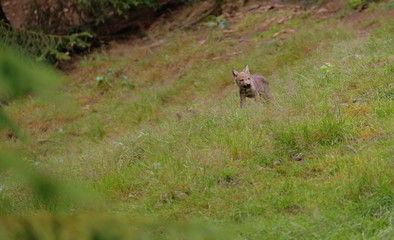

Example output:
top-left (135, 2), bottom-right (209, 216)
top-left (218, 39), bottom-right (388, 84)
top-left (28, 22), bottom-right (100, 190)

top-left (1, 1), bottom-right (394, 239)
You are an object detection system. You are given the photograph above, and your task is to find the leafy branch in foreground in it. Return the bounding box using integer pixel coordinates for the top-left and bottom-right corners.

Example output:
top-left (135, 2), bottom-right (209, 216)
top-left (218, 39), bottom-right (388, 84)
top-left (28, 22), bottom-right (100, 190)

top-left (0, 47), bottom-right (98, 213)
top-left (0, 22), bottom-right (93, 62)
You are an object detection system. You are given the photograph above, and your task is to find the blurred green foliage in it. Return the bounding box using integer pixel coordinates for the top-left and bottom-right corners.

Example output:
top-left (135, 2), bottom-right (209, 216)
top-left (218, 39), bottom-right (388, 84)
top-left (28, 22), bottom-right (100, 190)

top-left (0, 47), bottom-right (96, 213)
top-left (0, 47), bottom-right (59, 102)
top-left (0, 46), bottom-right (58, 138)
top-left (0, 216), bottom-right (228, 240)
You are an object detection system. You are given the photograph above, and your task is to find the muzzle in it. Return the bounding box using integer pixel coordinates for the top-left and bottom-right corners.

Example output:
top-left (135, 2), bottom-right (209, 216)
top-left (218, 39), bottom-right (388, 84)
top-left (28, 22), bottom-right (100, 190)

top-left (243, 84), bottom-right (251, 89)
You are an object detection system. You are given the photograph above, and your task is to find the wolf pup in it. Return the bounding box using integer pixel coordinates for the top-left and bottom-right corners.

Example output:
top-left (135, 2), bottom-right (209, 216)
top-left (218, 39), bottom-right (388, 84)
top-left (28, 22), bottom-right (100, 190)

top-left (232, 65), bottom-right (270, 108)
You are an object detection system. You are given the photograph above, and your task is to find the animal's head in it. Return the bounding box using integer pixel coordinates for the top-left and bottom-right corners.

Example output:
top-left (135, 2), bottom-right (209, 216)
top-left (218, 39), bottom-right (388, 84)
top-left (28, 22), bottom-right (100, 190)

top-left (232, 65), bottom-right (251, 89)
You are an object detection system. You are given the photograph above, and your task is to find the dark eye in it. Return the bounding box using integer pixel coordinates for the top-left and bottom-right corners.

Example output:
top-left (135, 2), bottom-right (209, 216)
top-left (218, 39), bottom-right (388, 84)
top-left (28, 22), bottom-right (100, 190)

top-left (248, 78), bottom-right (250, 80)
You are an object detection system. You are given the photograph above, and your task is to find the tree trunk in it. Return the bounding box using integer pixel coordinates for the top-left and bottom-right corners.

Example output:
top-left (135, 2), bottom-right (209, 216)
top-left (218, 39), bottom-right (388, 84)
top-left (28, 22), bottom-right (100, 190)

top-left (0, 3), bottom-right (10, 24)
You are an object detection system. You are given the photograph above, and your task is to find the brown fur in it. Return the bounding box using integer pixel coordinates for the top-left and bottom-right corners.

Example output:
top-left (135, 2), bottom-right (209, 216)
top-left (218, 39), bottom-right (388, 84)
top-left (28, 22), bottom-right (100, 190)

top-left (232, 65), bottom-right (270, 108)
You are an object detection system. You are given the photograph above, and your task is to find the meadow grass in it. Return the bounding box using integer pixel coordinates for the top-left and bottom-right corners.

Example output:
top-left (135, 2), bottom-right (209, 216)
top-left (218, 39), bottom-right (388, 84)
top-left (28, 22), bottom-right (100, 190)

top-left (0, 1), bottom-right (393, 239)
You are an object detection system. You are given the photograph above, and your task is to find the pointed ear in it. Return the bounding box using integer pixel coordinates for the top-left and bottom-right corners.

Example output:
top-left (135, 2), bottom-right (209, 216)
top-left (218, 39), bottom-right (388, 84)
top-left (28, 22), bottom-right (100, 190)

top-left (244, 65), bottom-right (250, 74)
top-left (232, 69), bottom-right (239, 77)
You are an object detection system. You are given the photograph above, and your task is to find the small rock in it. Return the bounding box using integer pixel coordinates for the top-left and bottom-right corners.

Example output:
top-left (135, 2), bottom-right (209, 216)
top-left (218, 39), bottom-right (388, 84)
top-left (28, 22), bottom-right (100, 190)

top-left (153, 163), bottom-right (161, 168)
top-left (353, 97), bottom-right (365, 103)
top-left (175, 191), bottom-right (188, 199)
top-left (317, 8), bottom-right (328, 14)
top-left (273, 160), bottom-right (282, 166)
top-left (82, 105), bottom-right (91, 111)
top-left (293, 153), bottom-right (303, 161)
top-left (37, 139), bottom-right (49, 143)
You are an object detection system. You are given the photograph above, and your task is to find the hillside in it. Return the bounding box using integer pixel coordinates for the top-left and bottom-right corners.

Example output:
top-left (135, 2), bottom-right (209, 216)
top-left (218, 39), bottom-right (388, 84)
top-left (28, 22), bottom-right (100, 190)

top-left (1, 0), bottom-right (393, 239)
